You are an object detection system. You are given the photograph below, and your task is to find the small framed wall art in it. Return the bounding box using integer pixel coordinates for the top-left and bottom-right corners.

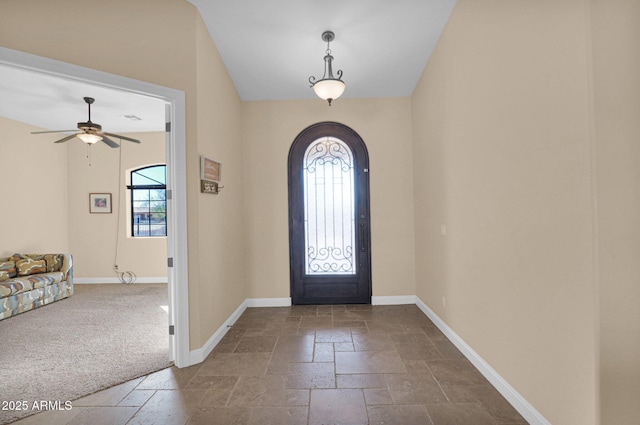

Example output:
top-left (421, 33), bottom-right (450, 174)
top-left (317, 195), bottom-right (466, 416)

top-left (89, 193), bottom-right (112, 214)
top-left (200, 156), bottom-right (223, 194)
top-left (200, 156), bottom-right (221, 182)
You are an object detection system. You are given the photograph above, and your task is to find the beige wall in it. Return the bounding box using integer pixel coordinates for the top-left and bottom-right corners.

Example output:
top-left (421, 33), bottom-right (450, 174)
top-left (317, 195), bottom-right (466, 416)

top-left (0, 117), bottom-right (69, 257)
top-left (0, 0), bottom-right (246, 350)
top-left (590, 0), bottom-right (640, 423)
top-left (412, 0), bottom-right (598, 424)
top-left (189, 15), bottom-right (247, 348)
top-left (242, 98), bottom-right (416, 300)
top-left (67, 132), bottom-right (167, 278)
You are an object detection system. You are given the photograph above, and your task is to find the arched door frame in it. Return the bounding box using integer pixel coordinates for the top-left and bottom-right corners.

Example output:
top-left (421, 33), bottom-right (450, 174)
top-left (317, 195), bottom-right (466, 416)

top-left (288, 121), bottom-right (372, 304)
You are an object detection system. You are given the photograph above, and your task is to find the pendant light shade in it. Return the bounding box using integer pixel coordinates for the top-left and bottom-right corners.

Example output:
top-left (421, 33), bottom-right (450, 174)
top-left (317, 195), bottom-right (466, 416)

top-left (312, 78), bottom-right (346, 102)
top-left (309, 31), bottom-right (345, 106)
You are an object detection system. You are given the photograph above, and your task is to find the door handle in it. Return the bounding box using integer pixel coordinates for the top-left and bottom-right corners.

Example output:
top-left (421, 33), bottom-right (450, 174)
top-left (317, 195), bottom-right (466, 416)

top-left (359, 222), bottom-right (366, 252)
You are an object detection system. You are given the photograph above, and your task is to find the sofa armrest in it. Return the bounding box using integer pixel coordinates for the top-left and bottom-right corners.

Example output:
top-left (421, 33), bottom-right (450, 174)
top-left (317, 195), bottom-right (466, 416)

top-left (61, 254), bottom-right (73, 281)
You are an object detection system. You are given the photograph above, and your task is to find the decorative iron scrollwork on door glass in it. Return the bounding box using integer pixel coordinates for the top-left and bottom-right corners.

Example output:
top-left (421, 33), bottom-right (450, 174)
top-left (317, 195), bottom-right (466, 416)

top-left (303, 137), bottom-right (356, 275)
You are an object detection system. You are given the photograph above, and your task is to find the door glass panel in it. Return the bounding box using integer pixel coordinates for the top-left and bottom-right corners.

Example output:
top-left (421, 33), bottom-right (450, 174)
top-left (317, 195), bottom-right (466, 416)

top-left (303, 137), bottom-right (356, 275)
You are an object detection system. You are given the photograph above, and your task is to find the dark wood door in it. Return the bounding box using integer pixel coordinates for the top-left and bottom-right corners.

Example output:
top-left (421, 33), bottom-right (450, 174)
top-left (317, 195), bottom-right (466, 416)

top-left (288, 122), bottom-right (371, 304)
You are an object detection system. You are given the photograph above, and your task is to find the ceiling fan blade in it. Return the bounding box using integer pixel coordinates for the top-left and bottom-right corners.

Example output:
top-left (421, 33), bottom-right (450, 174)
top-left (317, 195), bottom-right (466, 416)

top-left (104, 132), bottom-right (141, 144)
top-left (31, 130), bottom-right (77, 134)
top-left (101, 136), bottom-right (120, 148)
top-left (54, 134), bottom-right (80, 144)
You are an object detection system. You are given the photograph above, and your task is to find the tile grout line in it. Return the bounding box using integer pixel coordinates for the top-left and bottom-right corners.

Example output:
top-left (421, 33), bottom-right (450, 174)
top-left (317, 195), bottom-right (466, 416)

top-left (124, 388), bottom-right (157, 425)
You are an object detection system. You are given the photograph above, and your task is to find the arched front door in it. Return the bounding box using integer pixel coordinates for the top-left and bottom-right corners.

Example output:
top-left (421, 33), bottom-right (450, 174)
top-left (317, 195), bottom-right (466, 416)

top-left (288, 122), bottom-right (371, 304)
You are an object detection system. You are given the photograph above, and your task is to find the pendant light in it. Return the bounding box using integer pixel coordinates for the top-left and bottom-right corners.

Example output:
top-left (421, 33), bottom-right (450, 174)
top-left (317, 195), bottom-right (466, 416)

top-left (309, 31), bottom-right (345, 106)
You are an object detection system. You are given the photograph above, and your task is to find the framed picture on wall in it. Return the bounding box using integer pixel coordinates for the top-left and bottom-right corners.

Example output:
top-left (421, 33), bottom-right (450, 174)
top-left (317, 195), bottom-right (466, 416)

top-left (201, 156), bottom-right (221, 182)
top-left (89, 193), bottom-right (112, 214)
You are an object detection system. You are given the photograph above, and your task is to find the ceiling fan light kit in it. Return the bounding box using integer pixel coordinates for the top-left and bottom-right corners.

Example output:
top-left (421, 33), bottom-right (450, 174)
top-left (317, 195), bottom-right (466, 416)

top-left (31, 97), bottom-right (141, 148)
top-left (76, 133), bottom-right (102, 144)
top-left (75, 97), bottom-right (103, 144)
top-left (309, 30), bottom-right (345, 106)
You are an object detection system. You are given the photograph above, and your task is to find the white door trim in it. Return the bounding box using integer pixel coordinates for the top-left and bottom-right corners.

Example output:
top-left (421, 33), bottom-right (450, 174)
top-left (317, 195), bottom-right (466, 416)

top-left (0, 47), bottom-right (191, 368)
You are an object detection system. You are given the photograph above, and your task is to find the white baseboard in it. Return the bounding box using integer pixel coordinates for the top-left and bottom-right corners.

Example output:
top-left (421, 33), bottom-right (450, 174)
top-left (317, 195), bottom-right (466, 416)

top-left (414, 296), bottom-right (550, 425)
top-left (246, 297), bottom-right (292, 307)
top-left (372, 295), bottom-right (416, 305)
top-left (188, 299), bottom-right (248, 365)
top-left (187, 298), bottom-right (289, 366)
top-left (74, 277), bottom-right (168, 284)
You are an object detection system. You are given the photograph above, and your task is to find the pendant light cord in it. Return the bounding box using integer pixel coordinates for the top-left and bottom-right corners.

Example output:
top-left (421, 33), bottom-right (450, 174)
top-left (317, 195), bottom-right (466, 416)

top-left (113, 139), bottom-right (137, 284)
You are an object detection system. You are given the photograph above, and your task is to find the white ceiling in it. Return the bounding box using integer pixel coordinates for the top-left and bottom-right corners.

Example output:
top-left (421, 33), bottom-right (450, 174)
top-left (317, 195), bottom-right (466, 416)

top-left (0, 64), bottom-right (166, 134)
top-left (189, 0), bottom-right (457, 101)
top-left (0, 0), bottom-right (456, 133)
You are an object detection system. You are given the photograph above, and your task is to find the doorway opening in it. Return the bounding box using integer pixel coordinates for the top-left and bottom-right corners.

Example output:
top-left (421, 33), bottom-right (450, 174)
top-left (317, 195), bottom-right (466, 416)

top-left (288, 122), bottom-right (371, 304)
top-left (0, 47), bottom-right (190, 367)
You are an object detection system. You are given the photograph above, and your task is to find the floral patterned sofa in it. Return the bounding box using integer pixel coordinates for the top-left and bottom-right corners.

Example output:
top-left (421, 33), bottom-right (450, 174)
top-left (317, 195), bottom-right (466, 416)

top-left (0, 253), bottom-right (73, 320)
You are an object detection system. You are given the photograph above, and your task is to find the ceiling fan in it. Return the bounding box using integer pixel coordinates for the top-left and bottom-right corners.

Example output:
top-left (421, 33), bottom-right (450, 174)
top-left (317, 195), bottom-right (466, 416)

top-left (31, 97), bottom-right (141, 148)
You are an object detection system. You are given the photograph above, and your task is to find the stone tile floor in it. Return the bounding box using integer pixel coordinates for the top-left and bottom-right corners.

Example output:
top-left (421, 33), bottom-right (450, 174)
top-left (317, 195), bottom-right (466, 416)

top-left (13, 304), bottom-right (528, 424)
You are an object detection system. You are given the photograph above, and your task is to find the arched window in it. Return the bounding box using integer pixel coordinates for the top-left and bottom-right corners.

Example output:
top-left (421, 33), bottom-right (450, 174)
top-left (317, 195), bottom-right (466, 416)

top-left (128, 165), bottom-right (166, 237)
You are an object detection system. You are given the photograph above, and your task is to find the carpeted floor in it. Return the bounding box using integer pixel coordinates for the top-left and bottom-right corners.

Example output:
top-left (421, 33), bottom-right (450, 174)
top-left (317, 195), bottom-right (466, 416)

top-left (0, 284), bottom-right (172, 424)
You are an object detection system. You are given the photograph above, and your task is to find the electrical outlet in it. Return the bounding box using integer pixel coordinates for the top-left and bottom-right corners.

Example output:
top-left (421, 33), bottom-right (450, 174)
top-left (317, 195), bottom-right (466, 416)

top-left (440, 224), bottom-right (447, 236)
top-left (442, 296), bottom-right (447, 308)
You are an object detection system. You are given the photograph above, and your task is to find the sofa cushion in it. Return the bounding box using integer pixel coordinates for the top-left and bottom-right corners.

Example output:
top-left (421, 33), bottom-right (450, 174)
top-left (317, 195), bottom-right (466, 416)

top-left (0, 260), bottom-right (17, 282)
top-left (44, 254), bottom-right (63, 272)
top-left (16, 258), bottom-right (47, 276)
top-left (0, 279), bottom-right (33, 297)
top-left (21, 273), bottom-right (62, 290)
top-left (45, 271), bottom-right (64, 284)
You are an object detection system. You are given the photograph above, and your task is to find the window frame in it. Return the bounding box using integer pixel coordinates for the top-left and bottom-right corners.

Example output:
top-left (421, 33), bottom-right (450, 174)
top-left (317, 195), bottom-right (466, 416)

top-left (127, 164), bottom-right (167, 238)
